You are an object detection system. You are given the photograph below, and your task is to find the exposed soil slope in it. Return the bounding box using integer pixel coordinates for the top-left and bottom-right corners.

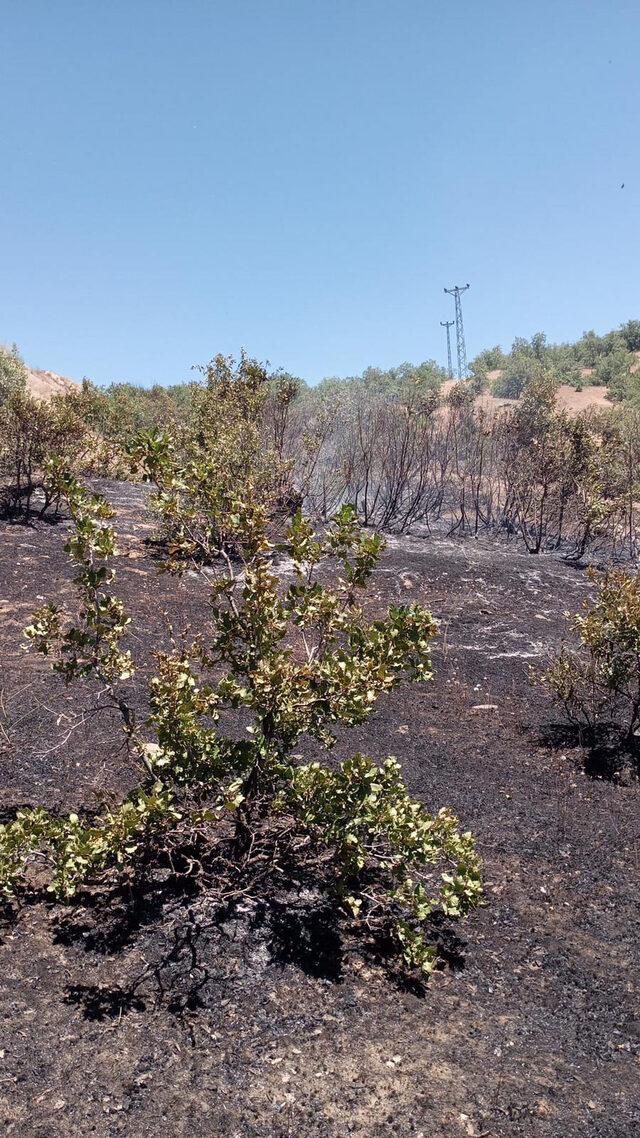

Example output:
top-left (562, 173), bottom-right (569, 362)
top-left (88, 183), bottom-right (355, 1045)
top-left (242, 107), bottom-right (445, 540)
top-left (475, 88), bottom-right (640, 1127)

top-left (24, 366), bottom-right (80, 401)
top-left (0, 483), bottom-right (638, 1138)
top-left (441, 379), bottom-right (611, 415)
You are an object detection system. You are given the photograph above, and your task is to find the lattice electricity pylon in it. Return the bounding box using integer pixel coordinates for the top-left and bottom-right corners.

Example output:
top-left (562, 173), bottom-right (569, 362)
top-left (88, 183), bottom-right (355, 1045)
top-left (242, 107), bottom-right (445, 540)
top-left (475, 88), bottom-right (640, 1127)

top-left (444, 283), bottom-right (470, 378)
top-left (440, 320), bottom-right (454, 379)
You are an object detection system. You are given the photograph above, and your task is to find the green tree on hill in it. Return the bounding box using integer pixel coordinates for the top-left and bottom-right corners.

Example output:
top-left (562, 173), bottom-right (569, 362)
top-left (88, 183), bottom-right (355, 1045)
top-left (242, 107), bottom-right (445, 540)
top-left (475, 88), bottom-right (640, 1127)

top-left (0, 344), bottom-right (27, 405)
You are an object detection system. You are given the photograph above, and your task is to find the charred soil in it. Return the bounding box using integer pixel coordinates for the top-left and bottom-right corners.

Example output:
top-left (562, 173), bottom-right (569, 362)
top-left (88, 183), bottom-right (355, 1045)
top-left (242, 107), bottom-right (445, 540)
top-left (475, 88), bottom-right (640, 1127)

top-left (0, 482), bottom-right (638, 1137)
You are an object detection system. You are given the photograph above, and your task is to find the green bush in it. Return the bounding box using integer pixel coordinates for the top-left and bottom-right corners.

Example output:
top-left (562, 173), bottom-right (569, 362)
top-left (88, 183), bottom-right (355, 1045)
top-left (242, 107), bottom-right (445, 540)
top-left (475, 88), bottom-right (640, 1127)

top-left (608, 370), bottom-right (640, 408)
top-left (594, 348), bottom-right (634, 390)
top-left (1, 466), bottom-right (481, 975)
top-left (492, 354), bottom-right (546, 399)
top-left (0, 344), bottom-right (27, 404)
top-left (128, 353), bottom-right (298, 565)
top-left (0, 389), bottom-right (93, 518)
top-left (540, 569), bottom-right (640, 743)
top-left (620, 320), bottom-right (640, 353)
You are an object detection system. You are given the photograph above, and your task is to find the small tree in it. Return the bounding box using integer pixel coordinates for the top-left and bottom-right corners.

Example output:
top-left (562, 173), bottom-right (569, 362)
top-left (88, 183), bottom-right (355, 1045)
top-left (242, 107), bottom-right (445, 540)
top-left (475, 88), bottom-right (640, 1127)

top-left (492, 354), bottom-right (546, 399)
top-left (130, 353), bottom-right (299, 565)
top-left (0, 344), bottom-right (28, 405)
top-left (495, 376), bottom-right (574, 553)
top-left (0, 389), bottom-right (93, 519)
top-left (594, 347), bottom-right (633, 390)
top-left (468, 345), bottom-right (508, 384)
top-left (0, 464), bottom-right (481, 974)
top-left (540, 569), bottom-right (640, 744)
top-left (620, 319), bottom-right (640, 353)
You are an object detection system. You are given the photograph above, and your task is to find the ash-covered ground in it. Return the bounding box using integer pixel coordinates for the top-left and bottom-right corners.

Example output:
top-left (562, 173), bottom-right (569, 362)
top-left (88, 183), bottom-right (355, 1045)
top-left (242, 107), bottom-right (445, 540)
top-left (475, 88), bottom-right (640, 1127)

top-left (0, 482), bottom-right (638, 1138)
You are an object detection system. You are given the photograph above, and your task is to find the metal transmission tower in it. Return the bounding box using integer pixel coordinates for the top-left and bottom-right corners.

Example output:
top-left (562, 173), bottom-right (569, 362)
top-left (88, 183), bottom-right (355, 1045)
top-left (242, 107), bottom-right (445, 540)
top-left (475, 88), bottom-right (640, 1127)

top-left (440, 320), bottom-right (454, 379)
top-left (444, 283), bottom-right (470, 379)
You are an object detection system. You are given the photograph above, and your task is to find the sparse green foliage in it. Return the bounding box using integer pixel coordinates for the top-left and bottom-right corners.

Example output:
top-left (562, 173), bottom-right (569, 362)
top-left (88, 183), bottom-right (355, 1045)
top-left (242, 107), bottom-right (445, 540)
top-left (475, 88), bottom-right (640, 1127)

top-left (492, 353), bottom-right (546, 399)
top-left (0, 387), bottom-right (94, 519)
top-left (467, 323), bottom-right (639, 398)
top-left (0, 344), bottom-right (28, 404)
top-left (541, 569), bottom-right (640, 742)
top-left (282, 754), bottom-right (480, 970)
top-left (594, 347), bottom-right (634, 390)
top-left (26, 465), bottom-right (134, 684)
top-left (84, 379), bottom-right (197, 450)
top-left (2, 464), bottom-right (481, 974)
top-left (129, 353), bottom-right (296, 565)
top-left (620, 319), bottom-right (640, 353)
top-left (609, 369), bottom-right (640, 408)
top-left (468, 345), bottom-right (508, 384)
top-left (0, 787), bottom-right (178, 900)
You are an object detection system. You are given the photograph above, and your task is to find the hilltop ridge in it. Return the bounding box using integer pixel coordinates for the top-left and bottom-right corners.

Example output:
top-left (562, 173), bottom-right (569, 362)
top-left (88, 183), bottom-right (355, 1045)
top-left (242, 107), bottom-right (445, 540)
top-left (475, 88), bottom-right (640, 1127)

top-left (19, 361), bottom-right (613, 415)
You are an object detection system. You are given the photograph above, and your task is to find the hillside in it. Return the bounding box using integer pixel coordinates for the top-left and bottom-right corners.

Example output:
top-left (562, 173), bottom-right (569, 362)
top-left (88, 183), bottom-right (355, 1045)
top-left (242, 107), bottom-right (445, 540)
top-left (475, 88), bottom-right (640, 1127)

top-left (25, 366), bottom-right (79, 401)
top-left (21, 364), bottom-right (613, 414)
top-left (441, 378), bottom-right (612, 415)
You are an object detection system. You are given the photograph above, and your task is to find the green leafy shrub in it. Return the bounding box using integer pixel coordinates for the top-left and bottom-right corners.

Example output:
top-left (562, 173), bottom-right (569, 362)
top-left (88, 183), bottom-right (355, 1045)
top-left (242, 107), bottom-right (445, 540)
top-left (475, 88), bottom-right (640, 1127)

top-left (1, 465), bottom-right (481, 974)
top-left (492, 354), bottom-right (546, 399)
top-left (0, 389), bottom-right (94, 518)
top-left (540, 569), bottom-right (640, 743)
top-left (0, 344), bottom-right (28, 404)
top-left (594, 347), bottom-right (634, 390)
top-left (620, 320), bottom-right (640, 353)
top-left (468, 345), bottom-right (508, 386)
top-left (83, 379), bottom-right (198, 464)
top-left (128, 353), bottom-right (298, 565)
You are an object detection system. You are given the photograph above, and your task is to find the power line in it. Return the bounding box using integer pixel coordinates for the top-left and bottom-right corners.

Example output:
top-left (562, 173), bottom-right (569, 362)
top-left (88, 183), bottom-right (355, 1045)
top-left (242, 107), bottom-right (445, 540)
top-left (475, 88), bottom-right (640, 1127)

top-left (444, 283), bottom-right (470, 379)
top-left (440, 320), bottom-right (454, 379)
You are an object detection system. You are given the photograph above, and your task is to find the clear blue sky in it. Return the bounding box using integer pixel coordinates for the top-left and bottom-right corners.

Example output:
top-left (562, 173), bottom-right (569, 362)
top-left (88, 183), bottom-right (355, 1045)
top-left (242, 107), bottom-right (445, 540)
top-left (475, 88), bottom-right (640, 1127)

top-left (1, 0), bottom-right (639, 386)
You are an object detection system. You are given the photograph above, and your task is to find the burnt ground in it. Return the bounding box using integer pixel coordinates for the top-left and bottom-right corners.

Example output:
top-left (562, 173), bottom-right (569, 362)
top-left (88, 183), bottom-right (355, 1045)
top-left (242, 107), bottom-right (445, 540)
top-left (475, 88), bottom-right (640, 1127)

top-left (0, 480), bottom-right (638, 1138)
